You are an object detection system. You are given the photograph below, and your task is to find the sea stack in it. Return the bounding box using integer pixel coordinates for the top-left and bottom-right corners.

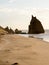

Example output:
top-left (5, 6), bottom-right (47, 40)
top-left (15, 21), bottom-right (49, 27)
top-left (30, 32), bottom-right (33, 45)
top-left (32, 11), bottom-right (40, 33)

top-left (28, 15), bottom-right (45, 34)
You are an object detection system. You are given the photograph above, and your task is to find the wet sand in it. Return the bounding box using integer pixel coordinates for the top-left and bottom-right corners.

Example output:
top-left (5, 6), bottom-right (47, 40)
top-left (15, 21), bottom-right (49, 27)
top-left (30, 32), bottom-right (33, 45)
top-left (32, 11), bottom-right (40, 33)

top-left (0, 34), bottom-right (49, 65)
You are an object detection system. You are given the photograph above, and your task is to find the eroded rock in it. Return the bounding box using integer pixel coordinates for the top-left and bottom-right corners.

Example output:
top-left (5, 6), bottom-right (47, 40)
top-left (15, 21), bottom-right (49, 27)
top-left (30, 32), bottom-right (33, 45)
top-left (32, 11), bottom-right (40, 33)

top-left (28, 15), bottom-right (45, 34)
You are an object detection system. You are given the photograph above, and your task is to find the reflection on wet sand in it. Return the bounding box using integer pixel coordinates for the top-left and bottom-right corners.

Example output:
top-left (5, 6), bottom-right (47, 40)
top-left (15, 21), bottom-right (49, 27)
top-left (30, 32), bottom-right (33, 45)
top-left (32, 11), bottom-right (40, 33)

top-left (29, 35), bottom-right (43, 40)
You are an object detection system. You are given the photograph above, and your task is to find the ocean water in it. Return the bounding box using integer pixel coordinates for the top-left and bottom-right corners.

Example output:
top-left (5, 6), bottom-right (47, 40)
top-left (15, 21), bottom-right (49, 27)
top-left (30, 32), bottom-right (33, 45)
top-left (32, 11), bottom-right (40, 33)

top-left (19, 30), bottom-right (49, 42)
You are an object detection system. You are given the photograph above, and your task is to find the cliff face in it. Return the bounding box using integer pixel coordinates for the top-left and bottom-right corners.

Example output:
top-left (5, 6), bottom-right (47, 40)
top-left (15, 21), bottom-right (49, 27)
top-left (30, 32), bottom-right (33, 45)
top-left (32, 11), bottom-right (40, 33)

top-left (28, 15), bottom-right (45, 34)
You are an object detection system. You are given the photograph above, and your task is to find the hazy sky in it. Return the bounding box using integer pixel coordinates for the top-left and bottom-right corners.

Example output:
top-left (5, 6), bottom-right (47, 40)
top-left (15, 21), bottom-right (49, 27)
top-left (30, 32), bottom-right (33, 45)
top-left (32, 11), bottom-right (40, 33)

top-left (0, 0), bottom-right (49, 30)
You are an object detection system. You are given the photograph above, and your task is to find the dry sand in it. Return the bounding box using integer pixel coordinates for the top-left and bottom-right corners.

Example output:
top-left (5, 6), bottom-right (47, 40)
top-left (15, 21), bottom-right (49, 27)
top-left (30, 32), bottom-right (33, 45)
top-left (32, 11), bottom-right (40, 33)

top-left (0, 34), bottom-right (49, 65)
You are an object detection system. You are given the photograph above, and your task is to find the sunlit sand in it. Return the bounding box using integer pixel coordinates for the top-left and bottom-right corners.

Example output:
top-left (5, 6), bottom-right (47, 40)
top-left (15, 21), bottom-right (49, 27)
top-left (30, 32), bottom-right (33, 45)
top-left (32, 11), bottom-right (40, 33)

top-left (0, 34), bottom-right (49, 65)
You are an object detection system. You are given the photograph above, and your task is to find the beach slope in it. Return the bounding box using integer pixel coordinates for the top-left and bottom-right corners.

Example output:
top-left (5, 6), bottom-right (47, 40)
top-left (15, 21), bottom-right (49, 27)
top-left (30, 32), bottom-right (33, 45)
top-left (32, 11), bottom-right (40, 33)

top-left (0, 34), bottom-right (49, 65)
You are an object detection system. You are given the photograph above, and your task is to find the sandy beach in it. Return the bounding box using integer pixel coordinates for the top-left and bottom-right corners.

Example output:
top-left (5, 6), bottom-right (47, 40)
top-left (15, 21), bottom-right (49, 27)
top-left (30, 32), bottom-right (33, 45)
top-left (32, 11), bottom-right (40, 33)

top-left (0, 34), bottom-right (49, 65)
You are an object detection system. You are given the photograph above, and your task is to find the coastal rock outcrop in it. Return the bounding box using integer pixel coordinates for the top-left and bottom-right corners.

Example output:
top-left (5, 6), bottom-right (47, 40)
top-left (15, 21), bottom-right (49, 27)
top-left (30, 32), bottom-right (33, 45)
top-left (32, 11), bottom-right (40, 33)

top-left (4, 26), bottom-right (14, 34)
top-left (5, 26), bottom-right (22, 34)
top-left (9, 28), bottom-right (14, 34)
top-left (28, 15), bottom-right (45, 34)
top-left (15, 28), bottom-right (22, 34)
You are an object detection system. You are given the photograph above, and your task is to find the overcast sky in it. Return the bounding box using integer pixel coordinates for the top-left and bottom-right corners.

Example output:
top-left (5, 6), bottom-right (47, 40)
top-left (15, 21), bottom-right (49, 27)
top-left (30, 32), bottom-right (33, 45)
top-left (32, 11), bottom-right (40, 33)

top-left (0, 0), bottom-right (49, 30)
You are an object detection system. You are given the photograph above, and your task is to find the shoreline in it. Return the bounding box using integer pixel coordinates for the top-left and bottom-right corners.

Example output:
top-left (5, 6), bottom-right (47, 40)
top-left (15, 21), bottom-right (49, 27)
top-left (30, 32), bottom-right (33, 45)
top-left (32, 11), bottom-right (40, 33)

top-left (19, 34), bottom-right (49, 43)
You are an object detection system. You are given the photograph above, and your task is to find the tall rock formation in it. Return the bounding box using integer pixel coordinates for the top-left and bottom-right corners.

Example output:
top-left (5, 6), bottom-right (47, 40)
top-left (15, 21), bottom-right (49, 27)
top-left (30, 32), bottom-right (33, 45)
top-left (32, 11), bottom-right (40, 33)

top-left (28, 15), bottom-right (45, 34)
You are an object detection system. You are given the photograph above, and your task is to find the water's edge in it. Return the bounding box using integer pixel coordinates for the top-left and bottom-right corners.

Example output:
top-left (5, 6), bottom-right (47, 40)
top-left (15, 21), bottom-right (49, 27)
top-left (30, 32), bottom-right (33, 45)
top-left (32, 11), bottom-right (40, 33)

top-left (20, 30), bottom-right (49, 42)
